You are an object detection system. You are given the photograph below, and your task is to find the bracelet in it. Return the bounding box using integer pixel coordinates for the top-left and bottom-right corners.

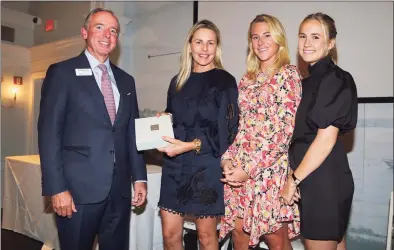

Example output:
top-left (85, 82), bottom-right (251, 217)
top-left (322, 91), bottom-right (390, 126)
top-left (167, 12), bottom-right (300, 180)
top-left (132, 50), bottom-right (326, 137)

top-left (291, 173), bottom-right (301, 186)
top-left (193, 138), bottom-right (201, 154)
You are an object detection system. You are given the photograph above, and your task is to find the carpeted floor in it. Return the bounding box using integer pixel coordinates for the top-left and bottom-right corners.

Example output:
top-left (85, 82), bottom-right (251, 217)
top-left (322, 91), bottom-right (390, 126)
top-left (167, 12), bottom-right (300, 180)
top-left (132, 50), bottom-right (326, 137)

top-left (1, 229), bottom-right (44, 250)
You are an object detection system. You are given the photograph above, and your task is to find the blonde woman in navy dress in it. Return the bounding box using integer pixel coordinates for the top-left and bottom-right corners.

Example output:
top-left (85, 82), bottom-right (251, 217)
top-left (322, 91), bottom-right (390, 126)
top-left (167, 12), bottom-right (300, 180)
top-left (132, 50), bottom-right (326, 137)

top-left (281, 13), bottom-right (358, 250)
top-left (156, 20), bottom-right (239, 250)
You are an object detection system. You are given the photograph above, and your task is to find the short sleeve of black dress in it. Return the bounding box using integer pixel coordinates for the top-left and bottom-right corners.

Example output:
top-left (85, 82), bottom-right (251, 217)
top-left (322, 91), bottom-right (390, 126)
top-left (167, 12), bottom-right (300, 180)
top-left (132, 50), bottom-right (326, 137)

top-left (307, 68), bottom-right (358, 134)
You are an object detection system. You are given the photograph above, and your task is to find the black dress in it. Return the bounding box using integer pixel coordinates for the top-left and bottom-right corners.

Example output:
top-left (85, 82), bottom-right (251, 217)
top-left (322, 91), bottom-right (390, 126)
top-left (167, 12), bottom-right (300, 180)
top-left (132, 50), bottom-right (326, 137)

top-left (289, 56), bottom-right (358, 241)
top-left (158, 68), bottom-right (239, 217)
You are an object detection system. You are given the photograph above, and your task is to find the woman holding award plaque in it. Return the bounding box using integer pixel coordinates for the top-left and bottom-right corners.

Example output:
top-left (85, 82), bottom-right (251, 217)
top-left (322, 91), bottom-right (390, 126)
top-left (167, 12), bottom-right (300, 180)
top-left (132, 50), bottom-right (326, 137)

top-left (156, 19), bottom-right (239, 250)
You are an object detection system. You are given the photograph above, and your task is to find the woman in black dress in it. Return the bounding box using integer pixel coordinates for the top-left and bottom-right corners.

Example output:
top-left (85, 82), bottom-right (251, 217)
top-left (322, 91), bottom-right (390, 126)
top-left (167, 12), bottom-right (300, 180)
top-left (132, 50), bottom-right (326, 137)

top-left (156, 19), bottom-right (239, 250)
top-left (280, 13), bottom-right (358, 250)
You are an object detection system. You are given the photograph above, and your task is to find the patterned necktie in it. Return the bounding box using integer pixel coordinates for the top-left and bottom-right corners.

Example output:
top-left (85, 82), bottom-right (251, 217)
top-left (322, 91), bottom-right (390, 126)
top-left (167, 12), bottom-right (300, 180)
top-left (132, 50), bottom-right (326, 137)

top-left (98, 64), bottom-right (116, 124)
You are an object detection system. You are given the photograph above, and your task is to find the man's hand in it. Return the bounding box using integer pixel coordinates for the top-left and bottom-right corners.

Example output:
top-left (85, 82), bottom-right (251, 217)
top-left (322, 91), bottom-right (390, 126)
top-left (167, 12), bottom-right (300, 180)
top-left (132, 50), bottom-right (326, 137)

top-left (51, 190), bottom-right (77, 218)
top-left (132, 182), bottom-right (147, 207)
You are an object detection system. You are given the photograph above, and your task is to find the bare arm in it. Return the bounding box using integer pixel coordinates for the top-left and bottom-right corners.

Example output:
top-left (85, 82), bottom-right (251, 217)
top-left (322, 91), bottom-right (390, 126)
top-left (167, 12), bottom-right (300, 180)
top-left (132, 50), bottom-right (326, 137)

top-left (293, 126), bottom-right (338, 181)
top-left (280, 125), bottom-right (338, 204)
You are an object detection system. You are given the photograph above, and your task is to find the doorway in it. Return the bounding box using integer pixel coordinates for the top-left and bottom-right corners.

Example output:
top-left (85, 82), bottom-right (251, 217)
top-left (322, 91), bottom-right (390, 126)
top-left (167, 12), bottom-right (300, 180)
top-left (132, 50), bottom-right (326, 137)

top-left (30, 78), bottom-right (43, 155)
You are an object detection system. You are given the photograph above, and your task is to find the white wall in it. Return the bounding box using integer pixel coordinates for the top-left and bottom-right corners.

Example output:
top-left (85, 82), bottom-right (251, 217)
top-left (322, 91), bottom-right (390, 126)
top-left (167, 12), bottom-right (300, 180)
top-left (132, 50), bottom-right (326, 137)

top-left (199, 1), bottom-right (393, 98)
top-left (30, 36), bottom-right (85, 74)
top-left (106, 1), bottom-right (193, 113)
top-left (1, 7), bottom-right (35, 47)
top-left (1, 1), bottom-right (30, 14)
top-left (29, 1), bottom-right (91, 46)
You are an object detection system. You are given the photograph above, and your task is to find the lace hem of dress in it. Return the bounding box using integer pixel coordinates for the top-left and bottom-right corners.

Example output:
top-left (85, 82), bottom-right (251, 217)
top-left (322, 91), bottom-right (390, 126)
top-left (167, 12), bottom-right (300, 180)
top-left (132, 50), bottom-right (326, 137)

top-left (158, 206), bottom-right (224, 219)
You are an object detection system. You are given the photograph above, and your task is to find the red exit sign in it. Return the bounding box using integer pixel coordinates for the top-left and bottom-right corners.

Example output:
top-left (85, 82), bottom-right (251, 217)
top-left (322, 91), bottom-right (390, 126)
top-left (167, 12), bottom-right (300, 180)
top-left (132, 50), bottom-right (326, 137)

top-left (45, 19), bottom-right (56, 31)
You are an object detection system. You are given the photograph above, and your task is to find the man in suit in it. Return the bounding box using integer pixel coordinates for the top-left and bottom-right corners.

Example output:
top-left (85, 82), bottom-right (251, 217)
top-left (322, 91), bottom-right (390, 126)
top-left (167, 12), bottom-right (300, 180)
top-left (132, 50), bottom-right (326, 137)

top-left (38, 8), bottom-right (147, 250)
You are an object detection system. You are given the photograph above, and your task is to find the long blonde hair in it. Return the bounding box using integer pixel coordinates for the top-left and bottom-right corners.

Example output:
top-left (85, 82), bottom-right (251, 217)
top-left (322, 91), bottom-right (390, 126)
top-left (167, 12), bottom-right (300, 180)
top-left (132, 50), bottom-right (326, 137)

top-left (176, 19), bottom-right (224, 90)
top-left (300, 12), bottom-right (338, 64)
top-left (246, 14), bottom-right (290, 80)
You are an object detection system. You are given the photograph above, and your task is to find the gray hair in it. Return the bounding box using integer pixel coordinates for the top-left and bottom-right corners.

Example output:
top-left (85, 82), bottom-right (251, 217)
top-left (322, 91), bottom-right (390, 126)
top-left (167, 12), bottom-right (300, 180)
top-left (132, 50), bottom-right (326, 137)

top-left (83, 8), bottom-right (120, 36)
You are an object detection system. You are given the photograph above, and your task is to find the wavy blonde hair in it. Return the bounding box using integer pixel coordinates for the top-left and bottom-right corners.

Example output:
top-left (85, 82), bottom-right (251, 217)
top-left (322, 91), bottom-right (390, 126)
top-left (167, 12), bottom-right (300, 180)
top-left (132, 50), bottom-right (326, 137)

top-left (176, 19), bottom-right (224, 90)
top-left (246, 14), bottom-right (290, 80)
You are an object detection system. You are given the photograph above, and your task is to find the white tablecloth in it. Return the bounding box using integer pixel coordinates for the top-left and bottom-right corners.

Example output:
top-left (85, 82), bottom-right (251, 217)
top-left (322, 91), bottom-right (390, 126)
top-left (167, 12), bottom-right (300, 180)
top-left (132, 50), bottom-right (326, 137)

top-left (2, 155), bottom-right (163, 250)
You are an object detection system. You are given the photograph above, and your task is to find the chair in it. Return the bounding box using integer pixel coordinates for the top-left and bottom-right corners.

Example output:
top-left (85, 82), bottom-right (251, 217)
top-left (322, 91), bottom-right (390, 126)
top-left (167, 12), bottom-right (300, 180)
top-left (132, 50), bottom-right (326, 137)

top-left (386, 191), bottom-right (393, 250)
top-left (259, 237), bottom-right (304, 250)
top-left (183, 218), bottom-right (231, 250)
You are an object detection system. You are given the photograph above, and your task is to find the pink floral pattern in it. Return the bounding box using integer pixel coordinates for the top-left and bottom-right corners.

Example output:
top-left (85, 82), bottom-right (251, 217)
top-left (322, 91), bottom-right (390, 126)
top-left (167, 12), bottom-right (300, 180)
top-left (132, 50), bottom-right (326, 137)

top-left (219, 64), bottom-right (302, 247)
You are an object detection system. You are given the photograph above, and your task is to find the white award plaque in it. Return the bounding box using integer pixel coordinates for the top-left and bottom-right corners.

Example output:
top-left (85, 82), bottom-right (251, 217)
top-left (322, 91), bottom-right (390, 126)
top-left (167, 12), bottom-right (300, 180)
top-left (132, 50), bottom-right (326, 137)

top-left (135, 115), bottom-right (174, 151)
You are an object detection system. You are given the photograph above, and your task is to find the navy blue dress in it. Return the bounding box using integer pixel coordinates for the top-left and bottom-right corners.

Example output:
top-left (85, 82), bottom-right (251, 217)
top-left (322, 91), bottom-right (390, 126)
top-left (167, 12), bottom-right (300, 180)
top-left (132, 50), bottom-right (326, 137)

top-left (158, 68), bottom-right (239, 217)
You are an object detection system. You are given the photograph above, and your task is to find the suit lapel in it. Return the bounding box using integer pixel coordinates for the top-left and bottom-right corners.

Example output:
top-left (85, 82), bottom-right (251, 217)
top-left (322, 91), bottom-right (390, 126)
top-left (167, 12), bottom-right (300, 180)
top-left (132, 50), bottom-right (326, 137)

top-left (111, 63), bottom-right (125, 127)
top-left (74, 53), bottom-right (112, 125)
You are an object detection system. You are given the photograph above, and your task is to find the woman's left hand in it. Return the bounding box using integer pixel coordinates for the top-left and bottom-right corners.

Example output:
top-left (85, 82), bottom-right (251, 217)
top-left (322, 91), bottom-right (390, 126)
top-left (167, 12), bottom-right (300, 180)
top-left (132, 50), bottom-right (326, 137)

top-left (157, 136), bottom-right (193, 157)
top-left (280, 179), bottom-right (298, 205)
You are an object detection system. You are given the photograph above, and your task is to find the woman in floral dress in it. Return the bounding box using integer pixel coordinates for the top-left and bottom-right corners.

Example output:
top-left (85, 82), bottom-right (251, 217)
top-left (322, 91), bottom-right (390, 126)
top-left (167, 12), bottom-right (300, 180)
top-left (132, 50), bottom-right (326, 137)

top-left (219, 14), bottom-right (302, 249)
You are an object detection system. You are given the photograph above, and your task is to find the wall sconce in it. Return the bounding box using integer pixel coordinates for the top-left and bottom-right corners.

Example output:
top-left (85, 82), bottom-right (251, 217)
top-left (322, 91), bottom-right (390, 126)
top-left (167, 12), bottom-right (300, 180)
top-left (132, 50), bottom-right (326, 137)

top-left (11, 87), bottom-right (18, 102)
top-left (1, 86), bottom-right (18, 108)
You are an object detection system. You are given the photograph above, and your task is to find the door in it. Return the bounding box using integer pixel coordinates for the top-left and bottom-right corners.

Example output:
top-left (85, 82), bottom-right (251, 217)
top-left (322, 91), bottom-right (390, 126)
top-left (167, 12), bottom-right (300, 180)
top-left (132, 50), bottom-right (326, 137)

top-left (31, 78), bottom-right (43, 155)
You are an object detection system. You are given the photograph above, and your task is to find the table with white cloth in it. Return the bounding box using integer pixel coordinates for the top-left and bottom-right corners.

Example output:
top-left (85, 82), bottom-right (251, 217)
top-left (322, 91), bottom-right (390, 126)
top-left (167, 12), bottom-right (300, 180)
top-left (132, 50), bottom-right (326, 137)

top-left (2, 155), bottom-right (164, 250)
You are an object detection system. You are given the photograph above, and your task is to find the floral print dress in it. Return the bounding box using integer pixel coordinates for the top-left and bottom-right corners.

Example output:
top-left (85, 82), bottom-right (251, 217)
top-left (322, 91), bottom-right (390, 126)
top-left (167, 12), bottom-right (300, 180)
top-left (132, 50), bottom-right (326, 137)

top-left (219, 64), bottom-right (302, 247)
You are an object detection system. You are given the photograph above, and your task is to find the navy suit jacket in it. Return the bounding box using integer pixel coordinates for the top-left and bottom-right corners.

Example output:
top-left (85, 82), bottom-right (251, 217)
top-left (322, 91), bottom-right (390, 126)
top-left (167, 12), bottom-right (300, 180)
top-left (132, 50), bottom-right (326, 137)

top-left (38, 52), bottom-right (147, 204)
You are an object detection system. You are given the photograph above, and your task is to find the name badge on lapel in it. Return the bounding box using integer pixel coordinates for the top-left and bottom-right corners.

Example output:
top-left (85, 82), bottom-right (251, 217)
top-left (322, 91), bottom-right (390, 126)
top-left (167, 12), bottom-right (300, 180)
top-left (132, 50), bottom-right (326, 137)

top-left (75, 68), bottom-right (92, 76)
